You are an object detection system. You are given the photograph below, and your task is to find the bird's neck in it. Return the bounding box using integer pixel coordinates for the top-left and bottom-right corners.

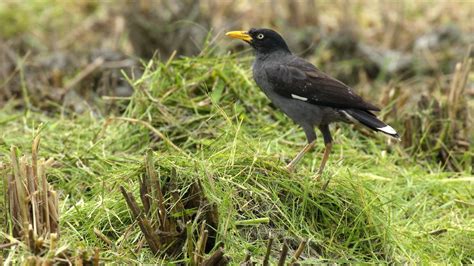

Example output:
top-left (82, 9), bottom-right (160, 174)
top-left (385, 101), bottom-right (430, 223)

top-left (255, 49), bottom-right (291, 62)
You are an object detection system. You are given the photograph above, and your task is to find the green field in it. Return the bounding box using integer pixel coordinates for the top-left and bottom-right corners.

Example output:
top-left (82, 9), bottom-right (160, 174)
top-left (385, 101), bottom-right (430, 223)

top-left (1, 1), bottom-right (473, 264)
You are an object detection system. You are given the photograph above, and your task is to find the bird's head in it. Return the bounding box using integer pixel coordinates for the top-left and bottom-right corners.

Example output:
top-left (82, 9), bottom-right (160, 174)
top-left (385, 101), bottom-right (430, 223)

top-left (226, 28), bottom-right (291, 55)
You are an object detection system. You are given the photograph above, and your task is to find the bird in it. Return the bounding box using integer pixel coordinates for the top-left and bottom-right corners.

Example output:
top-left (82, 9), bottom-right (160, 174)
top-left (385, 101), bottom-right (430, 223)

top-left (225, 28), bottom-right (399, 178)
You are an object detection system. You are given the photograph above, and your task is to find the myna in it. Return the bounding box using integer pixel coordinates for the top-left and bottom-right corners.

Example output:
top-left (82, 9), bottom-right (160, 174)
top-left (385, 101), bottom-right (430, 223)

top-left (226, 28), bottom-right (399, 177)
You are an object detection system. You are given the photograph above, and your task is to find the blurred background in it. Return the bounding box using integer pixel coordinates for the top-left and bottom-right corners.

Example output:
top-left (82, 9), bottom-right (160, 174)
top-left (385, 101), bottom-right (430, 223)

top-left (0, 0), bottom-right (472, 171)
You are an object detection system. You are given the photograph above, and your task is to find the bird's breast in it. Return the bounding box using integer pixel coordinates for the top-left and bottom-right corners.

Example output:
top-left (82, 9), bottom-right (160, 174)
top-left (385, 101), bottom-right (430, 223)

top-left (252, 62), bottom-right (269, 90)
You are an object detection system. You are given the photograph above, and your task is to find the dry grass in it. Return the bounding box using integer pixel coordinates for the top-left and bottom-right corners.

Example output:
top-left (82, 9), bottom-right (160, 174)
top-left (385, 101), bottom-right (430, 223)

top-left (2, 135), bottom-right (99, 264)
top-left (5, 135), bottom-right (59, 241)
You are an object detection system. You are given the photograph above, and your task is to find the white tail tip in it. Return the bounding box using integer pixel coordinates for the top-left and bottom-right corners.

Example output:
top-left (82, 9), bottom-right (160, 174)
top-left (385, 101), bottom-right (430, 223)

top-left (377, 125), bottom-right (398, 135)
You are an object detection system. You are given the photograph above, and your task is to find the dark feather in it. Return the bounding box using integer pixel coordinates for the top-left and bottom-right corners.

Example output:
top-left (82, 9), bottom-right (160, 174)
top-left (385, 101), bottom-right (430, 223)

top-left (264, 57), bottom-right (380, 111)
top-left (345, 109), bottom-right (400, 138)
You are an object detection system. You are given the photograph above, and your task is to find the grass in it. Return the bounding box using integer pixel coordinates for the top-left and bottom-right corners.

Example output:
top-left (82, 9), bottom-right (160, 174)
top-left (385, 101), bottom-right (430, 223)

top-left (1, 52), bottom-right (473, 264)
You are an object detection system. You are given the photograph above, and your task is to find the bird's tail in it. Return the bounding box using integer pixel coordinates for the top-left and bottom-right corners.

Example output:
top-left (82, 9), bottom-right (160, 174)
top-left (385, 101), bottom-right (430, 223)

top-left (343, 109), bottom-right (400, 139)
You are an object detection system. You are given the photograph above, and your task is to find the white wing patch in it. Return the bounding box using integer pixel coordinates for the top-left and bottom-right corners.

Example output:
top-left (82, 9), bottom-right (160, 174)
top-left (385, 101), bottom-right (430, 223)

top-left (377, 125), bottom-right (397, 135)
top-left (291, 94), bottom-right (308, 101)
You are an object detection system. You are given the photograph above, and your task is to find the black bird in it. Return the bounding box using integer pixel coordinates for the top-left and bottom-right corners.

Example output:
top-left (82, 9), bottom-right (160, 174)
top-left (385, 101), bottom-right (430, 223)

top-left (226, 28), bottom-right (399, 177)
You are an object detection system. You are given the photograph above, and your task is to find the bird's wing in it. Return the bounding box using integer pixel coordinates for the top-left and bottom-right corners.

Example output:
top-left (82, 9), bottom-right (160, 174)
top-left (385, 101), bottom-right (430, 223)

top-left (264, 58), bottom-right (380, 111)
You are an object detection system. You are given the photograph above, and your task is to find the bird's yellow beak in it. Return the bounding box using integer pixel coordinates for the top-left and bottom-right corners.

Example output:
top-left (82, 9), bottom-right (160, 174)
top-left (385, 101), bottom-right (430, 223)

top-left (225, 31), bottom-right (252, 42)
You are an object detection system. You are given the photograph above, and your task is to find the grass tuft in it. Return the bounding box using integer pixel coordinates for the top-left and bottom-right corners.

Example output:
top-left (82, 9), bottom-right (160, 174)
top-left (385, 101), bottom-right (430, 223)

top-left (1, 52), bottom-right (473, 264)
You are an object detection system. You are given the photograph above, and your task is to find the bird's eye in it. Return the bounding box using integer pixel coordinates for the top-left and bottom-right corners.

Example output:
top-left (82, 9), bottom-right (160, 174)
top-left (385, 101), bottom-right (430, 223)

top-left (257, 33), bottom-right (264, 39)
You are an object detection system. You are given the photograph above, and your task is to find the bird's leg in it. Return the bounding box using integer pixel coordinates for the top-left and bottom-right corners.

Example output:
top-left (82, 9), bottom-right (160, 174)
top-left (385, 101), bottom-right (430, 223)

top-left (315, 125), bottom-right (333, 180)
top-left (316, 143), bottom-right (332, 180)
top-left (285, 140), bottom-right (316, 172)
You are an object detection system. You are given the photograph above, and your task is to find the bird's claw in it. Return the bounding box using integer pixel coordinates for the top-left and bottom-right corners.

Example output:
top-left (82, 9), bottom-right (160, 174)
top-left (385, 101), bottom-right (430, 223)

top-left (314, 168), bottom-right (323, 181)
top-left (284, 164), bottom-right (295, 173)
top-left (314, 171), bottom-right (331, 190)
top-left (314, 173), bottom-right (322, 181)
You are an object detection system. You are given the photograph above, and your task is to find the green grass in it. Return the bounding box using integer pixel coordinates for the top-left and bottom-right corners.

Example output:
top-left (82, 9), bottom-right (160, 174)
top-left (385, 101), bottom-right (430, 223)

top-left (1, 53), bottom-right (473, 264)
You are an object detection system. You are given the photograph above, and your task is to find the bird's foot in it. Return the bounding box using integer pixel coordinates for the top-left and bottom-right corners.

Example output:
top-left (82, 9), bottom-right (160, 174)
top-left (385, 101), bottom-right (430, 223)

top-left (321, 179), bottom-right (331, 190)
top-left (314, 168), bottom-right (323, 180)
top-left (314, 173), bottom-right (322, 181)
top-left (314, 170), bottom-right (331, 190)
top-left (285, 141), bottom-right (316, 174)
top-left (284, 164), bottom-right (295, 173)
